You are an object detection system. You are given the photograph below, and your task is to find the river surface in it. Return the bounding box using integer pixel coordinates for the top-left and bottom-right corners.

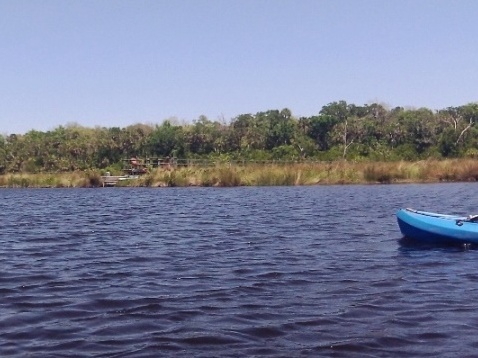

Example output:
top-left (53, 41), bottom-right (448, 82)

top-left (2, 184), bottom-right (478, 357)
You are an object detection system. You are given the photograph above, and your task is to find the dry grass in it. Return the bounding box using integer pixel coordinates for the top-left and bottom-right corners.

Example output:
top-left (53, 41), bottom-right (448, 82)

top-left (0, 171), bottom-right (104, 188)
top-left (3, 159), bottom-right (478, 188)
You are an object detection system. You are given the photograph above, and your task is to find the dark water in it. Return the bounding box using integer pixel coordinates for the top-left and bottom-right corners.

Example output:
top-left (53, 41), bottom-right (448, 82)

top-left (2, 184), bottom-right (478, 357)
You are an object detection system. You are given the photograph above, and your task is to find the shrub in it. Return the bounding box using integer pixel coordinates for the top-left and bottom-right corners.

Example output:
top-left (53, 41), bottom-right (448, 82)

top-left (86, 170), bottom-right (102, 187)
top-left (216, 167), bottom-right (241, 187)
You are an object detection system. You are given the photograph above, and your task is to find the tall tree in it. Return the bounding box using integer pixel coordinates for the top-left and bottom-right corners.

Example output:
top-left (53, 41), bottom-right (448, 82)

top-left (148, 121), bottom-right (185, 157)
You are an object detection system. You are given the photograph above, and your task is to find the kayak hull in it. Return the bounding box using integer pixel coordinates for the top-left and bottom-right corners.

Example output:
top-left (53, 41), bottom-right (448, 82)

top-left (396, 208), bottom-right (478, 245)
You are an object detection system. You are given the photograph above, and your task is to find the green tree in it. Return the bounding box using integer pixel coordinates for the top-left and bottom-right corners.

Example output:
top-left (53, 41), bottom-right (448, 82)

top-left (306, 115), bottom-right (338, 151)
top-left (148, 121), bottom-right (185, 157)
top-left (185, 116), bottom-right (225, 155)
top-left (264, 108), bottom-right (297, 150)
top-left (0, 135), bottom-right (6, 173)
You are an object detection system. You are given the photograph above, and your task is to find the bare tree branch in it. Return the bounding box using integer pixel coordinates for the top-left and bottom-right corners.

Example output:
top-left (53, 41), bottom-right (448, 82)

top-left (455, 118), bottom-right (473, 145)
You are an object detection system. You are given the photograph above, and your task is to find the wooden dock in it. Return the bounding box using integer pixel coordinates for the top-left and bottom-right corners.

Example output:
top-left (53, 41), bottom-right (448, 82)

top-left (101, 175), bottom-right (141, 187)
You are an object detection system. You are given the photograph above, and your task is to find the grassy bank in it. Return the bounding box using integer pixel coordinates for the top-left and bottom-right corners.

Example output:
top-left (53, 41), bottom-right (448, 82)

top-left (2, 159), bottom-right (478, 188)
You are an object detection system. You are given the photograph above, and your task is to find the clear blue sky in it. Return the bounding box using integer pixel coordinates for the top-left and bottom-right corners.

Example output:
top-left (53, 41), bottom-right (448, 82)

top-left (1, 0), bottom-right (477, 134)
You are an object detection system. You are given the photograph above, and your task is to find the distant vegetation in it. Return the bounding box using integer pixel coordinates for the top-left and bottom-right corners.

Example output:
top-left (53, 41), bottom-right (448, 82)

top-left (1, 101), bottom-right (478, 175)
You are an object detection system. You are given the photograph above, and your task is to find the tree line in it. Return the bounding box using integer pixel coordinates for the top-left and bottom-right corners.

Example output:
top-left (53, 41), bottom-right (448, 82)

top-left (1, 100), bottom-right (478, 174)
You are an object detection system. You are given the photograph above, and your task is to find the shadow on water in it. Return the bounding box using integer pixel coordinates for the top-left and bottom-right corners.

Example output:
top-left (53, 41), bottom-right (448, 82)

top-left (398, 236), bottom-right (478, 252)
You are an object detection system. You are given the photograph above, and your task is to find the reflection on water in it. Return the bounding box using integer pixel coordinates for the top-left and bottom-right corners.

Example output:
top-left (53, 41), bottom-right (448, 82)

top-left (398, 236), bottom-right (477, 251)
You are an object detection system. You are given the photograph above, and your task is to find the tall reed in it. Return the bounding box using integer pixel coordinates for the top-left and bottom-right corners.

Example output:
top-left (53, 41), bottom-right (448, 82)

top-left (2, 159), bottom-right (478, 188)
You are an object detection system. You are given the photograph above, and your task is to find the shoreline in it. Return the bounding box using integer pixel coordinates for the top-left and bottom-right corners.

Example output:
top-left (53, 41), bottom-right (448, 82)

top-left (1, 159), bottom-right (478, 188)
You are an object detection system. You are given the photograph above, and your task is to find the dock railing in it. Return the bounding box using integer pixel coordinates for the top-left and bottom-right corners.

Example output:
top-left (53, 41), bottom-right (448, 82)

top-left (121, 157), bottom-right (329, 170)
top-left (167, 159), bottom-right (323, 168)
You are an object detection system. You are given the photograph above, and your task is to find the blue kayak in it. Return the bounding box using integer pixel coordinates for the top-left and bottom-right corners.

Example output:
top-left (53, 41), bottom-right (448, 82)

top-left (396, 208), bottom-right (478, 245)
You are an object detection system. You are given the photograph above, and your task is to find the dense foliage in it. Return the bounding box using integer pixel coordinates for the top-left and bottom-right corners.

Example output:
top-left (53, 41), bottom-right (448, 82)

top-left (2, 101), bottom-right (478, 173)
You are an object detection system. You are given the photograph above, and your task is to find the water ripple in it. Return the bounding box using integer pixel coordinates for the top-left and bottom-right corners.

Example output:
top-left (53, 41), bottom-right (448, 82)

top-left (2, 185), bottom-right (478, 356)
